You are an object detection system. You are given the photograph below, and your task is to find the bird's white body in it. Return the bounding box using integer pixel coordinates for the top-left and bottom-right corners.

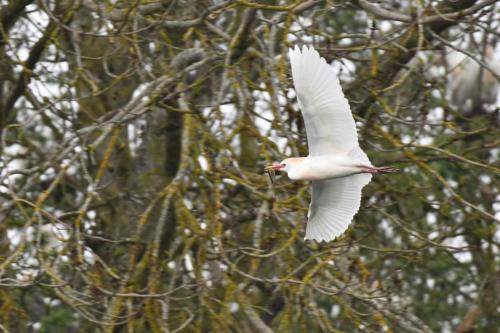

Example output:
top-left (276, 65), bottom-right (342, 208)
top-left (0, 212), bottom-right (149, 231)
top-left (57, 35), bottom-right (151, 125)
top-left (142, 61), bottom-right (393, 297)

top-left (273, 45), bottom-right (383, 242)
top-left (286, 154), bottom-right (364, 181)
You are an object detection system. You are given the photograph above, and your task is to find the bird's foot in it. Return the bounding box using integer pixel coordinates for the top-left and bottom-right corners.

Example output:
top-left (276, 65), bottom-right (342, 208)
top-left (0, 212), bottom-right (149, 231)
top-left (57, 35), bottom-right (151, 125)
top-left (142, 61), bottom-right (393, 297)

top-left (359, 165), bottom-right (399, 174)
top-left (377, 166), bottom-right (399, 173)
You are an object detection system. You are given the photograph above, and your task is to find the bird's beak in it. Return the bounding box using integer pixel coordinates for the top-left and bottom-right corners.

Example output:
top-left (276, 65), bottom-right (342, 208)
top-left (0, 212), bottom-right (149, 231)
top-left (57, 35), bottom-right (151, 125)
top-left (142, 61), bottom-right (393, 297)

top-left (264, 163), bottom-right (285, 184)
top-left (264, 163), bottom-right (285, 172)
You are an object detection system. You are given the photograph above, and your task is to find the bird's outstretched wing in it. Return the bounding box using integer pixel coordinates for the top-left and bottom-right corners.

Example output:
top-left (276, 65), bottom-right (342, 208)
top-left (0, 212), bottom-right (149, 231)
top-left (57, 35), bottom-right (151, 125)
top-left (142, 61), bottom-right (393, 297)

top-left (305, 173), bottom-right (372, 242)
top-left (289, 45), bottom-right (359, 156)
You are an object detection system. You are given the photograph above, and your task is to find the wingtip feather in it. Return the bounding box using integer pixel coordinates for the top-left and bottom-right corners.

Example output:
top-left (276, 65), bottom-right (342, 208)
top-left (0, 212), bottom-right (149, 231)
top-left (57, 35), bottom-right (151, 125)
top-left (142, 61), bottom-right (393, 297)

top-left (305, 175), bottom-right (372, 242)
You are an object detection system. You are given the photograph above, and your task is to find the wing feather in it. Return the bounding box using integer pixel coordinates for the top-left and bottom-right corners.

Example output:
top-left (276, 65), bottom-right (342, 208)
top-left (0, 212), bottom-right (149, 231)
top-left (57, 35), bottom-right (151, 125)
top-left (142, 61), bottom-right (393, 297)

top-left (305, 174), bottom-right (372, 242)
top-left (289, 45), bottom-right (359, 156)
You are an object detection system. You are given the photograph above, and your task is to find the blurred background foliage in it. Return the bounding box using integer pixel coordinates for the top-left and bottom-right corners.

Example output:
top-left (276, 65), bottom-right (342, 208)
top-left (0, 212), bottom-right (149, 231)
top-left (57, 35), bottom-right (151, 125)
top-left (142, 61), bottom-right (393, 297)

top-left (0, 0), bottom-right (499, 332)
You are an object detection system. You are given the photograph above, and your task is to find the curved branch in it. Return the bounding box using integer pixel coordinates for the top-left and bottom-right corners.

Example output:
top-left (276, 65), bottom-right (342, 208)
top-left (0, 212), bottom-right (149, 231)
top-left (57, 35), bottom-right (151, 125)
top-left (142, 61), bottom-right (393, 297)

top-left (1, 20), bottom-right (56, 135)
top-left (421, 0), bottom-right (497, 23)
top-left (357, 0), bottom-right (411, 22)
top-left (358, 0), bottom-right (496, 24)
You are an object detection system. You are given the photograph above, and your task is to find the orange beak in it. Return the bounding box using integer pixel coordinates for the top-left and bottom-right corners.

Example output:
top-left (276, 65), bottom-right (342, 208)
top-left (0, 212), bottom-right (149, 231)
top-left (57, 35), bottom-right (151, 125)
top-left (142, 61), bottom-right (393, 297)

top-left (264, 163), bottom-right (285, 172)
top-left (264, 163), bottom-right (285, 184)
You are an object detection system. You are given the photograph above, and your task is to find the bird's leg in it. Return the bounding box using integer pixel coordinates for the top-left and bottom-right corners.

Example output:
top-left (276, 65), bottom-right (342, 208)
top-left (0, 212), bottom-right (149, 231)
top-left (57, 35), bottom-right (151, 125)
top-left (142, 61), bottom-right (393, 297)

top-left (358, 165), bottom-right (399, 174)
top-left (377, 166), bottom-right (399, 173)
top-left (359, 165), bottom-right (378, 173)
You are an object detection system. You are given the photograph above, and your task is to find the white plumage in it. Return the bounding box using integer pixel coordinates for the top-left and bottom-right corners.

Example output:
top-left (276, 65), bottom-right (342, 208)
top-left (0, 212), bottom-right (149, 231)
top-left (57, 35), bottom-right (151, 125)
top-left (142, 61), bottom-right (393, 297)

top-left (266, 45), bottom-right (397, 242)
top-left (307, 174), bottom-right (371, 241)
top-left (288, 45), bottom-right (359, 156)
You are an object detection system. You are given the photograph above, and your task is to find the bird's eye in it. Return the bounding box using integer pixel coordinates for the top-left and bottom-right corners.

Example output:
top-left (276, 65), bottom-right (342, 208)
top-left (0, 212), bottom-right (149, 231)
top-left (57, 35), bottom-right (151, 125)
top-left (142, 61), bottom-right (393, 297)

top-left (282, 163), bottom-right (287, 167)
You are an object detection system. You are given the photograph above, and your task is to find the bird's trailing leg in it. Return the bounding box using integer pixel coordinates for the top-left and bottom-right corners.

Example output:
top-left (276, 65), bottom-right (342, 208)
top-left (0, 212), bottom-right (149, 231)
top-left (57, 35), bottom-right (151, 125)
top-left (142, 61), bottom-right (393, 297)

top-left (358, 165), bottom-right (399, 174)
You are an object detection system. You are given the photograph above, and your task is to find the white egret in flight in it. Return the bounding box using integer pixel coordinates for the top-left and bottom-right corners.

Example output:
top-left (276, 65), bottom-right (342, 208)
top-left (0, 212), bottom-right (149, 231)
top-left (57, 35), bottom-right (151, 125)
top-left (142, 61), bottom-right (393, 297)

top-left (266, 45), bottom-right (397, 242)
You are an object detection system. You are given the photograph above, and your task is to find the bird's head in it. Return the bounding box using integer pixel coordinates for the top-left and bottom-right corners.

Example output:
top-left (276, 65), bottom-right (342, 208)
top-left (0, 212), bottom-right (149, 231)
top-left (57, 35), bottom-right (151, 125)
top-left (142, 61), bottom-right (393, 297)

top-left (265, 158), bottom-right (306, 183)
top-left (265, 159), bottom-right (292, 184)
top-left (264, 158), bottom-right (296, 173)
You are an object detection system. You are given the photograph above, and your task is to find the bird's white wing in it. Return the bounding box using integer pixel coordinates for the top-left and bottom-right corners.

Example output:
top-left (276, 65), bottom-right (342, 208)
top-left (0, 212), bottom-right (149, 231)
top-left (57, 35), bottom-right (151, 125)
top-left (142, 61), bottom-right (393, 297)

top-left (305, 173), bottom-right (372, 242)
top-left (289, 45), bottom-right (359, 156)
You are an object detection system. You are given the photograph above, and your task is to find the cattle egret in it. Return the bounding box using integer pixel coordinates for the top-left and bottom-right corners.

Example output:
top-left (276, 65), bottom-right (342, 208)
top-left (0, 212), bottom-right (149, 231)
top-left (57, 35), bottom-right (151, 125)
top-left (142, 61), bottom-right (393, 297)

top-left (266, 45), bottom-right (397, 242)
